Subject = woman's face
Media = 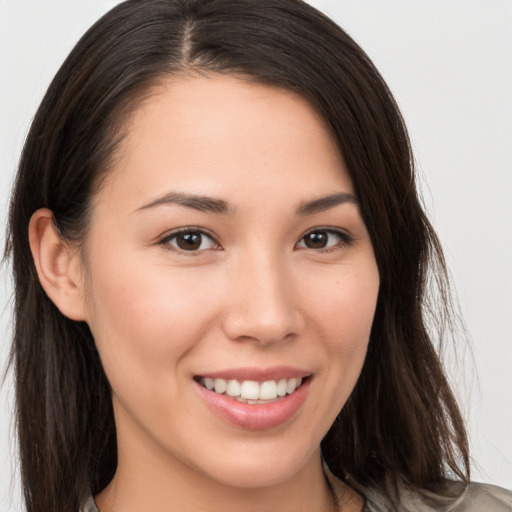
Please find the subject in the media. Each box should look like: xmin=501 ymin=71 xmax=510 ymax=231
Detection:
xmin=81 ymin=75 xmax=379 ymax=489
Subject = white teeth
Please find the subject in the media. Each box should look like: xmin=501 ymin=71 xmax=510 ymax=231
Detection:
xmin=226 ymin=379 xmax=241 ymax=397
xmin=214 ymin=378 xmax=227 ymax=394
xmin=259 ymin=380 xmax=277 ymax=400
xmin=201 ymin=377 xmax=304 ymax=400
xmin=240 ymin=380 xmax=260 ymax=400
xmin=276 ymin=378 xmax=287 ymax=397
xmin=286 ymin=378 xmax=297 ymax=394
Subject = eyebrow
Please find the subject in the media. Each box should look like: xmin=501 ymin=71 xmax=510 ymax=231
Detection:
xmin=135 ymin=191 xmax=232 ymax=214
xmin=134 ymin=190 xmax=358 ymax=216
xmin=296 ymin=192 xmax=358 ymax=215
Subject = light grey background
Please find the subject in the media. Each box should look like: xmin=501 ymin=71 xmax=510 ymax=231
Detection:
xmin=1 ymin=1 xmax=511 ymax=510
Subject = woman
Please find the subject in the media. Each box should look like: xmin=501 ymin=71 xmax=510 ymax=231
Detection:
xmin=5 ymin=1 xmax=512 ymax=511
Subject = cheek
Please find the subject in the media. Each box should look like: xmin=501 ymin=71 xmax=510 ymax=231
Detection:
xmin=84 ymin=255 xmax=220 ymax=388
xmin=304 ymin=257 xmax=379 ymax=400
xmin=306 ymin=263 xmax=379 ymax=352
xmin=294 ymin=260 xmax=379 ymax=431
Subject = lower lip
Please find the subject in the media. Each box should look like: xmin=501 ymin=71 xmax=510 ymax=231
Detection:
xmin=194 ymin=378 xmax=311 ymax=430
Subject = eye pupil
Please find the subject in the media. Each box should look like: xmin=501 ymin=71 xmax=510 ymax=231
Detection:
xmin=304 ymin=231 xmax=328 ymax=249
xmin=176 ymin=232 xmax=202 ymax=250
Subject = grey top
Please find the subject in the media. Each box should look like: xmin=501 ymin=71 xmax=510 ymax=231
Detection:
xmin=360 ymin=481 xmax=512 ymax=511
xmin=82 ymin=480 xmax=512 ymax=511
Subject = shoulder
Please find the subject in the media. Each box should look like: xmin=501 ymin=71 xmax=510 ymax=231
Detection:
xmin=82 ymin=481 xmax=512 ymax=512
xmin=452 ymin=481 xmax=512 ymax=511
xmin=363 ymin=480 xmax=512 ymax=512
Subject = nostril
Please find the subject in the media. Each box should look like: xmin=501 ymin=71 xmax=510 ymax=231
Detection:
xmin=221 ymin=313 xmax=303 ymax=346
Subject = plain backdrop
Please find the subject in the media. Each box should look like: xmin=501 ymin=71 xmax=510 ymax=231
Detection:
xmin=1 ymin=1 xmax=511 ymax=510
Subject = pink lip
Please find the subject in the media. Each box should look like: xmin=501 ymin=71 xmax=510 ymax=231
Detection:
xmin=194 ymin=374 xmax=311 ymax=430
xmin=196 ymin=366 xmax=311 ymax=382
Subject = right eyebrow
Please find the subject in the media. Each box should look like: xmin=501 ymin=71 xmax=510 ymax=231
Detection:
xmin=133 ymin=191 xmax=232 ymax=215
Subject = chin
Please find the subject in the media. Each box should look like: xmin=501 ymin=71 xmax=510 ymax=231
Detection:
xmin=191 ymin=438 xmax=320 ymax=489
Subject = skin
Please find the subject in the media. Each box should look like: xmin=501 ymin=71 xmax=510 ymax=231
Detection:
xmin=30 ymin=75 xmax=378 ymax=512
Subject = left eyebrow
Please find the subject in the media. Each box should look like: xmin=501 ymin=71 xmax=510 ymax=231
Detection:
xmin=296 ymin=192 xmax=358 ymax=215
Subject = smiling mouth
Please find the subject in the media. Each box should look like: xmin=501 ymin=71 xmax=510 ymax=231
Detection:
xmin=195 ymin=376 xmax=309 ymax=404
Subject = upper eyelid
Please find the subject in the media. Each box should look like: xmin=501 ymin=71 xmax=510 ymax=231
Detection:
xmin=295 ymin=227 xmax=354 ymax=251
xmin=156 ymin=227 xmax=221 ymax=253
xmin=298 ymin=226 xmax=352 ymax=239
xmin=159 ymin=226 xmax=218 ymax=242
xmin=154 ymin=229 xmax=221 ymax=259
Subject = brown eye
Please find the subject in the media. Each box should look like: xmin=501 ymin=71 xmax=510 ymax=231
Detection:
xmin=296 ymin=229 xmax=351 ymax=251
xmin=303 ymin=231 xmax=329 ymax=249
xmin=165 ymin=230 xmax=217 ymax=252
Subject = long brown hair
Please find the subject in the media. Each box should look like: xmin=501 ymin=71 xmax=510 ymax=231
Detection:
xmin=6 ymin=1 xmax=469 ymax=510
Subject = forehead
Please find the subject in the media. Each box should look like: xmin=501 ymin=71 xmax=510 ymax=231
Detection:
xmin=97 ymin=74 xmax=352 ymax=212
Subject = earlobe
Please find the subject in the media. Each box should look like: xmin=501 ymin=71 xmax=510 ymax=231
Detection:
xmin=28 ymin=208 xmax=88 ymax=321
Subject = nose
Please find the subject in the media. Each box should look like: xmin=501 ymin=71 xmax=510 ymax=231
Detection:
xmin=221 ymin=250 xmax=304 ymax=346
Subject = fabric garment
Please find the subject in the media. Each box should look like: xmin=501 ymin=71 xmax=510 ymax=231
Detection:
xmin=82 ymin=496 xmax=99 ymax=512
xmin=325 ymin=466 xmax=512 ymax=512
xmin=82 ymin=477 xmax=512 ymax=512
xmin=358 ymin=482 xmax=512 ymax=511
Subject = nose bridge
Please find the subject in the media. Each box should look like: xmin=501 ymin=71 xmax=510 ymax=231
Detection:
xmin=222 ymin=245 xmax=302 ymax=344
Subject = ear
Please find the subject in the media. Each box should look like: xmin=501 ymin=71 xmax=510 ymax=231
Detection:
xmin=28 ymin=208 xmax=88 ymax=321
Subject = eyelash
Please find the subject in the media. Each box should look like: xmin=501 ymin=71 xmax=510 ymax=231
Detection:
xmin=296 ymin=228 xmax=354 ymax=253
xmin=157 ymin=227 xmax=354 ymax=255
xmin=158 ymin=227 xmax=220 ymax=256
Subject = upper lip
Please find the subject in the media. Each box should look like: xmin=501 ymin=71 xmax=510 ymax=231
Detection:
xmin=195 ymin=366 xmax=312 ymax=382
